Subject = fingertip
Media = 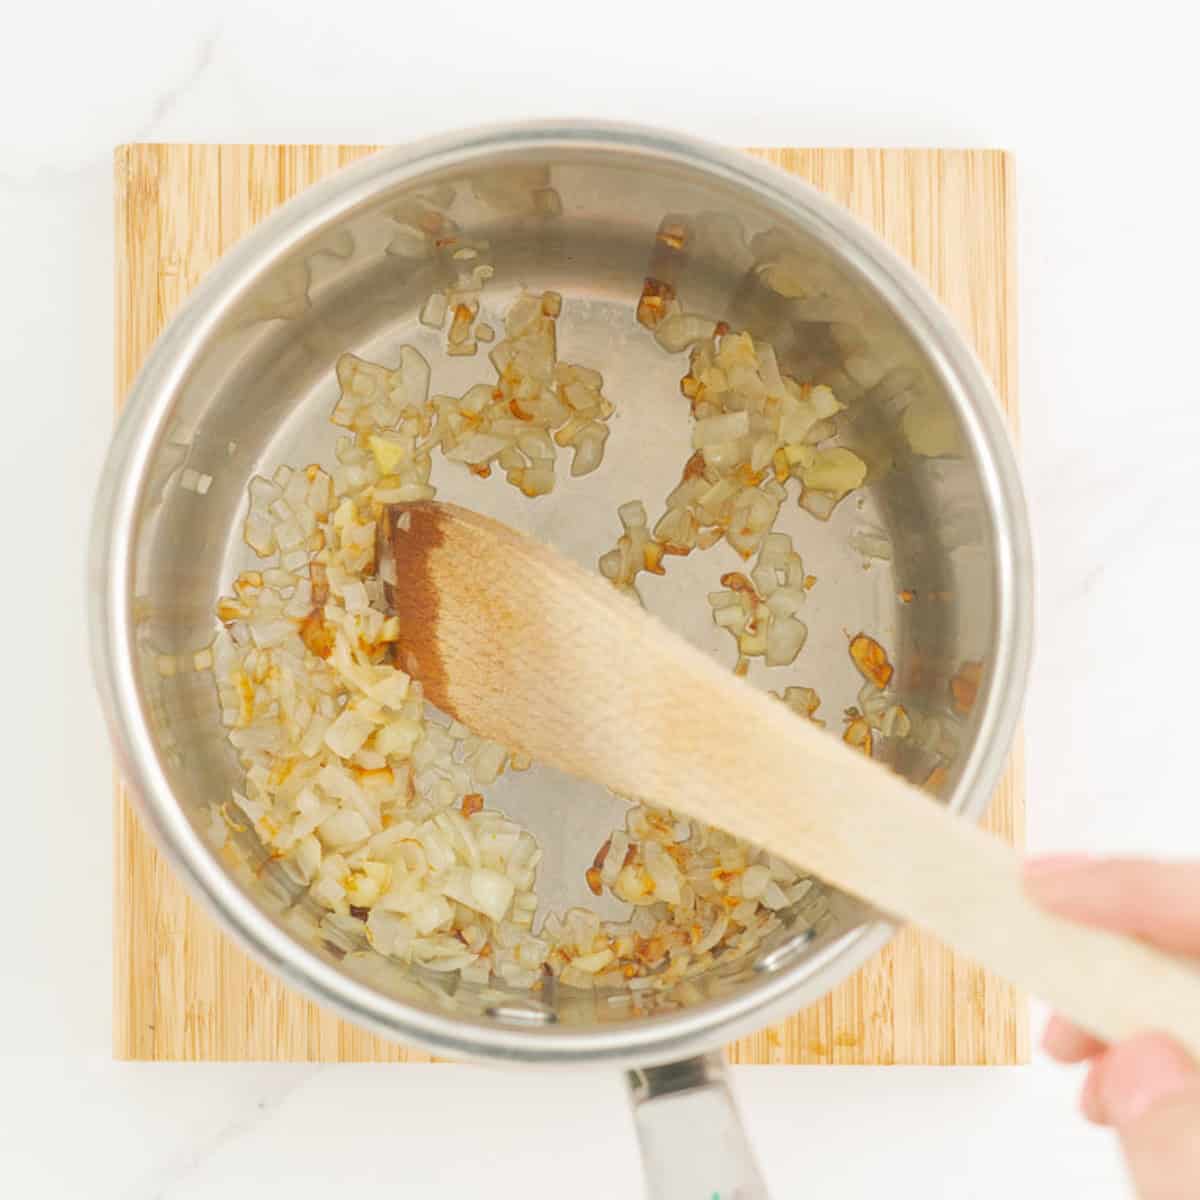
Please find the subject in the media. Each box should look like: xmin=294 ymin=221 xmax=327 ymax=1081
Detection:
xmin=1099 ymin=1034 xmax=1200 ymax=1128
xmin=1023 ymin=853 xmax=1093 ymax=880
xmin=1021 ymin=858 xmax=1200 ymax=954
xmin=1042 ymin=1014 xmax=1106 ymax=1063
xmin=1021 ymin=854 xmax=1095 ymax=906
xmin=1080 ymin=1056 xmax=1112 ymax=1126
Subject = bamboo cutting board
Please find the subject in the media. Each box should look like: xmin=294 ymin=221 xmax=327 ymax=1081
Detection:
xmin=114 ymin=144 xmax=1025 ymax=1064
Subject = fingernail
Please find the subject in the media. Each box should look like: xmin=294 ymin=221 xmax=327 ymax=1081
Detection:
xmin=1041 ymin=1014 xmax=1089 ymax=1061
xmin=1023 ymin=853 xmax=1092 ymax=879
xmin=1103 ymin=1036 xmax=1199 ymax=1126
xmin=1080 ymin=1060 xmax=1111 ymax=1126
xmin=1041 ymin=1014 xmax=1069 ymax=1056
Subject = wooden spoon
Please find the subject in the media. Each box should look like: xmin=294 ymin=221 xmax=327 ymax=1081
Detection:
xmin=381 ymin=501 xmax=1200 ymax=1057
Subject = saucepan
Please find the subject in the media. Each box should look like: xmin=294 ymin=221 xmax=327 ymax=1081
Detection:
xmin=90 ymin=121 xmax=1032 ymax=1198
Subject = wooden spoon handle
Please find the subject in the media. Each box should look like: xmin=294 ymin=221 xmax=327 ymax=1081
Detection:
xmin=663 ymin=696 xmax=1200 ymax=1061
xmin=388 ymin=502 xmax=1200 ymax=1058
xmin=683 ymin=686 xmax=1200 ymax=1063
xmin=802 ymin=773 xmax=1200 ymax=1061
xmin=628 ymin=667 xmax=1200 ymax=1059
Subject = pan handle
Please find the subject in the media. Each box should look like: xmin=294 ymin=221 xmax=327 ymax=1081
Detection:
xmin=626 ymin=1052 xmax=769 ymax=1199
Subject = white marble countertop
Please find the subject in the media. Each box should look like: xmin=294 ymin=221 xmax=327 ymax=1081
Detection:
xmin=2 ymin=1 xmax=1196 ymax=1195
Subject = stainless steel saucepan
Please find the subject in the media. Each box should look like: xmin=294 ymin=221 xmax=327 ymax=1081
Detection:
xmin=90 ymin=121 xmax=1032 ymax=1198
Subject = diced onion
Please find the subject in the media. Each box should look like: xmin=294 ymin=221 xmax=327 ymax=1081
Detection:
xmin=654 ymin=313 xmax=718 ymax=353
xmin=217 ymin=291 xmax=854 ymax=998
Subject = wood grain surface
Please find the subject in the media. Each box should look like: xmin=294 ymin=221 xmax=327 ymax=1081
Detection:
xmin=114 ymin=144 xmax=1024 ymax=1064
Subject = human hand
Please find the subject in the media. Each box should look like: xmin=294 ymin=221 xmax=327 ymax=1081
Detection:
xmin=1024 ymin=857 xmax=1200 ymax=1199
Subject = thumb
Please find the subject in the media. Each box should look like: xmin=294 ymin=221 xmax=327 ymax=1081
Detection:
xmin=1097 ymin=1034 xmax=1200 ymax=1199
